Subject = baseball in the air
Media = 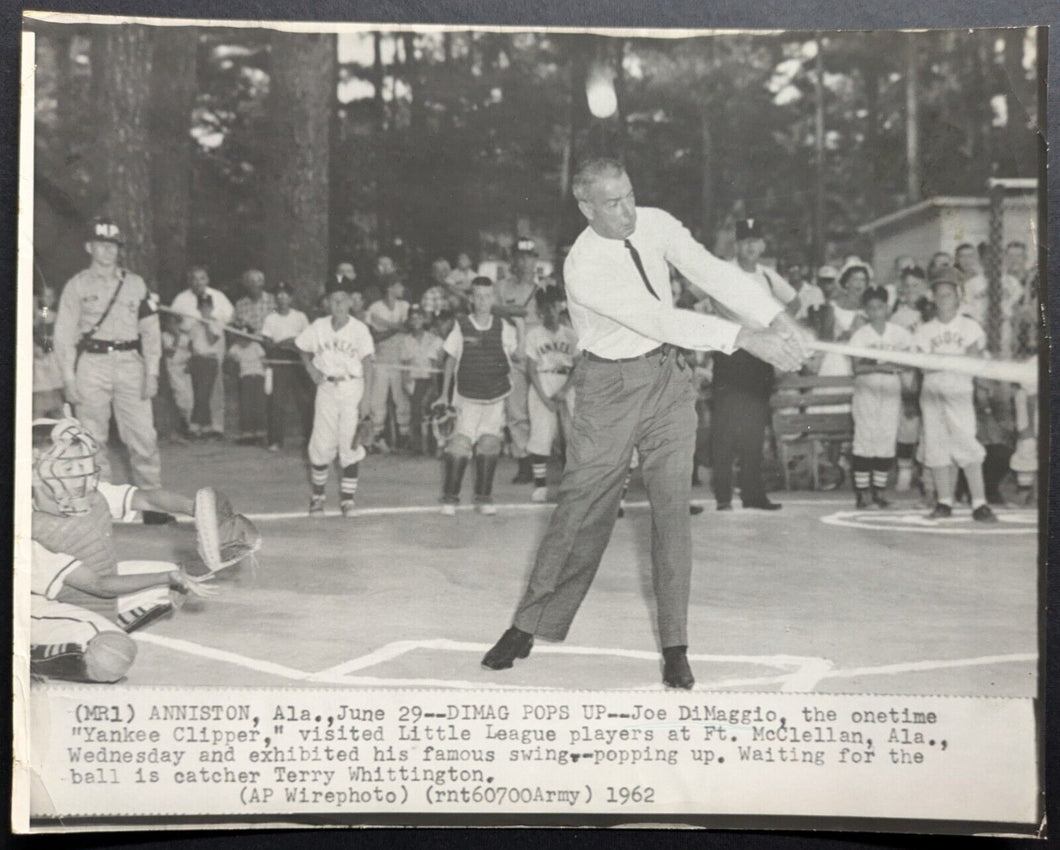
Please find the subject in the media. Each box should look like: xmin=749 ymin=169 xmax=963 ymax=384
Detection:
xmin=586 ymin=64 xmax=618 ymax=119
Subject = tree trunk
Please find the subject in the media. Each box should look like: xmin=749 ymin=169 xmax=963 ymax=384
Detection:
xmin=263 ymin=32 xmax=335 ymax=304
xmin=862 ymin=58 xmax=880 ymax=218
xmin=92 ymin=24 xmax=157 ymax=281
xmin=699 ymin=110 xmax=714 ymax=243
xmin=148 ymin=26 xmax=197 ymax=299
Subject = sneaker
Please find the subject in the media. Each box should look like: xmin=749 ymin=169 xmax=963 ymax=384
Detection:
xmin=340 ymin=499 xmax=356 ymax=517
xmin=617 ymin=502 xmax=626 ymax=518
xmin=972 ymin=504 xmax=999 ymax=523
xmin=716 ymin=501 xmax=733 ymax=512
xmin=440 ymin=503 xmax=457 ymax=517
xmin=689 ymin=504 xmax=704 ymax=515
xmin=872 ymin=491 xmax=891 ymax=509
xmin=530 ymin=486 xmax=548 ymax=503
xmin=926 ymin=503 xmax=952 ymax=520
xmin=309 ymin=495 xmax=326 ymax=515
xmin=476 ymin=502 xmax=497 ymax=516
xmin=855 ymin=490 xmax=871 ymax=510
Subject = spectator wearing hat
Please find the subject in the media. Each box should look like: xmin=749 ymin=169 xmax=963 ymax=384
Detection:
xmin=171 ymin=266 xmax=234 ymax=438
xmin=186 ymin=293 xmax=226 ymax=438
xmin=226 ymin=322 xmax=268 ymax=445
xmin=399 ymin=304 xmax=445 ymax=454
xmin=366 ymin=273 xmax=412 ymax=452
xmin=53 ymin=218 xmax=164 ymax=489
xmin=495 ymin=237 xmax=543 ymax=483
xmin=261 ymin=282 xmax=312 ymax=450
xmin=710 ymin=218 xmax=796 ymax=511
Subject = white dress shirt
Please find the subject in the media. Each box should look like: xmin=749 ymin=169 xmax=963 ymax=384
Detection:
xmin=563 ymin=207 xmax=782 ymax=359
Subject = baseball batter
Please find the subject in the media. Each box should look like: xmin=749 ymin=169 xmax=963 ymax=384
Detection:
xmin=524 ymin=288 xmax=577 ymax=502
xmin=438 ymin=276 xmax=518 ymax=515
xmin=296 ymin=282 xmax=376 ymax=517
xmin=913 ymin=268 xmax=995 ymax=522
xmin=848 ymin=286 xmax=914 ymax=509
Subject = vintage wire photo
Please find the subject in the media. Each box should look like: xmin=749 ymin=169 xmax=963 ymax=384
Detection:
xmin=12 ymin=11 xmax=1047 ymax=835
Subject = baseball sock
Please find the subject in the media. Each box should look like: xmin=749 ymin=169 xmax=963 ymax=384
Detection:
xmin=530 ymin=454 xmax=548 ymax=488
xmin=442 ymin=454 xmax=469 ymax=501
xmin=341 ymin=463 xmax=359 ymax=502
xmin=474 ymin=454 xmax=499 ymax=499
xmin=931 ymin=465 xmax=953 ymax=506
xmin=852 ymin=454 xmax=872 ymax=495
xmin=871 ymin=458 xmax=891 ymax=492
xmin=962 ymin=462 xmax=988 ymax=510
xmin=311 ymin=463 xmax=328 ymax=496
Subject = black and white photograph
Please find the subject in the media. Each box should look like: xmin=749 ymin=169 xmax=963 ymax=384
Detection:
xmin=11 ymin=7 xmax=1048 ymax=836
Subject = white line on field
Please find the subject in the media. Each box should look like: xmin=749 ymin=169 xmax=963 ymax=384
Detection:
xmin=816 ymin=652 xmax=1038 ymax=680
xmin=244 ymin=498 xmax=854 ymax=522
xmin=133 ymin=632 xmax=314 ymax=680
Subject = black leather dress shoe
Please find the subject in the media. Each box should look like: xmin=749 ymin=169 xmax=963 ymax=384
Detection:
xmin=742 ymin=497 xmax=781 ymax=511
xmin=662 ymin=648 xmax=695 ymax=689
xmin=482 ymin=627 xmax=534 ymax=670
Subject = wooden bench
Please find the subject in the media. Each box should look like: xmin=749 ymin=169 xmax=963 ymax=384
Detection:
xmin=770 ymin=374 xmax=855 ymax=491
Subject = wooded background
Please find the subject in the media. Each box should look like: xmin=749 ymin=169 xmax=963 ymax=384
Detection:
xmin=29 ymin=23 xmax=1040 ymax=304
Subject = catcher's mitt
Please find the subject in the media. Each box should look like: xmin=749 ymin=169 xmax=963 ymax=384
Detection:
xmin=193 ymin=488 xmax=261 ymax=575
xmin=429 ymin=402 xmax=456 ymax=447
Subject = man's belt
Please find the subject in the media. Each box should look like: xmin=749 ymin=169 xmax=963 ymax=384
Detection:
xmin=324 ymin=375 xmax=360 ymax=383
xmin=538 ymin=367 xmax=572 ymax=375
xmin=79 ymin=338 xmax=141 ymax=354
xmin=582 ymin=344 xmax=666 ymax=364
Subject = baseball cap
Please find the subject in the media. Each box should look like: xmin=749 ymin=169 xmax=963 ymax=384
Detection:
xmin=515 ymin=238 xmax=538 ymax=255
xmin=929 ymin=265 xmax=962 ymax=289
xmin=87 ymin=218 xmax=124 ymax=245
xmin=735 ymin=218 xmax=764 ymax=241
xmin=816 ymin=264 xmax=839 ymax=280
xmin=275 ymin=281 xmax=292 ymax=295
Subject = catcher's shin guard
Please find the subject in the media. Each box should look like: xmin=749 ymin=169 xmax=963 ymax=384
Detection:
xmin=474 ymin=454 xmax=499 ymax=500
xmin=442 ymin=454 xmax=469 ymax=502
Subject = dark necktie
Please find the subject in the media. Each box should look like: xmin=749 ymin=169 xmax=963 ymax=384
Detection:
xmin=624 ymin=239 xmax=659 ymax=300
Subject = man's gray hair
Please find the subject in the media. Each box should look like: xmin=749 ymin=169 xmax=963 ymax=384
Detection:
xmin=572 ymin=157 xmax=627 ymax=203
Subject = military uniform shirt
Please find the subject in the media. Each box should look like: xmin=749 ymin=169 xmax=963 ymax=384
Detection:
xmin=53 ymin=267 xmax=162 ymax=382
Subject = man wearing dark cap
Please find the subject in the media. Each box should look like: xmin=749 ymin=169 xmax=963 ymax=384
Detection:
xmin=496 ymin=237 xmax=543 ymax=483
xmin=710 ymin=218 xmax=797 ymax=512
xmin=53 ymin=219 xmax=164 ymax=491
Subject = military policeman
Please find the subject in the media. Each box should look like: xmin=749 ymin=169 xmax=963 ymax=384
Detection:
xmin=54 ymin=219 xmax=163 ymax=490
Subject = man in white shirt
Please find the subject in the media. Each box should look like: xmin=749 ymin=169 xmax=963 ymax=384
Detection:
xmin=365 ymin=275 xmax=412 ymax=451
xmin=482 ymin=158 xmax=806 ymax=688
xmin=170 ymin=266 xmax=234 ymax=437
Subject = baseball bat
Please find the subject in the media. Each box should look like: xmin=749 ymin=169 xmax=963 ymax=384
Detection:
xmin=157 ymin=304 xmax=267 ymax=342
xmin=806 ymin=339 xmax=1037 ymax=389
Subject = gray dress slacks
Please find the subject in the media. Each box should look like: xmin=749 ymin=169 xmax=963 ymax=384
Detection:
xmin=512 ymin=345 xmax=697 ymax=648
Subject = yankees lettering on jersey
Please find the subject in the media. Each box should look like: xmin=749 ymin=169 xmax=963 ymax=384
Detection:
xmin=849 ymin=321 xmax=913 ymax=354
xmin=914 ymin=315 xmax=985 ymax=356
xmin=525 ymin=324 xmax=578 ymax=373
xmin=295 ymin=316 xmax=375 ymax=378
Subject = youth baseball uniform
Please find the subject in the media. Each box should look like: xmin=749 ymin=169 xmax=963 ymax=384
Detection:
xmin=296 ymin=314 xmax=375 ymax=469
xmin=914 ymin=314 xmax=987 ymax=468
xmin=849 ymin=321 xmax=914 ymax=458
xmin=525 ymin=322 xmax=578 ymax=456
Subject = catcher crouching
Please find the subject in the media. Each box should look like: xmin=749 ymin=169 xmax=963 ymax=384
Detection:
xmin=29 ymin=413 xmax=260 ymax=683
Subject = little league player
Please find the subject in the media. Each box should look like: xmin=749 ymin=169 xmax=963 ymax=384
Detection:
xmin=437 ymin=276 xmax=518 ymax=515
xmin=524 ymin=287 xmax=578 ymax=502
xmin=296 ymin=281 xmax=376 ymax=517
xmin=913 ymin=267 xmax=997 ymax=522
xmin=848 ymin=286 xmax=915 ymax=509
xmin=29 ymin=414 xmax=256 ymax=682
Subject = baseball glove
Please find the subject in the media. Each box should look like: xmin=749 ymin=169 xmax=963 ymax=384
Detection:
xmin=193 ymin=488 xmax=260 ymax=575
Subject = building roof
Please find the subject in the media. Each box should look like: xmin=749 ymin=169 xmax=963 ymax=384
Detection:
xmin=857 ymin=196 xmax=988 ymax=235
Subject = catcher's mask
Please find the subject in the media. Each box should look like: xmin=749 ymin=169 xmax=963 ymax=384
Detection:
xmin=32 ymin=414 xmax=101 ymax=516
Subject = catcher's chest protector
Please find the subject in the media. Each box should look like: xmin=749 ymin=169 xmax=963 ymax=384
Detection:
xmin=33 ymin=497 xmax=119 ymax=620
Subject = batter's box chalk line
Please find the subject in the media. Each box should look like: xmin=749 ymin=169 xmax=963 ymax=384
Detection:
xmin=133 ymin=633 xmax=1035 ymax=692
xmin=821 ymin=508 xmax=1036 ymax=535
